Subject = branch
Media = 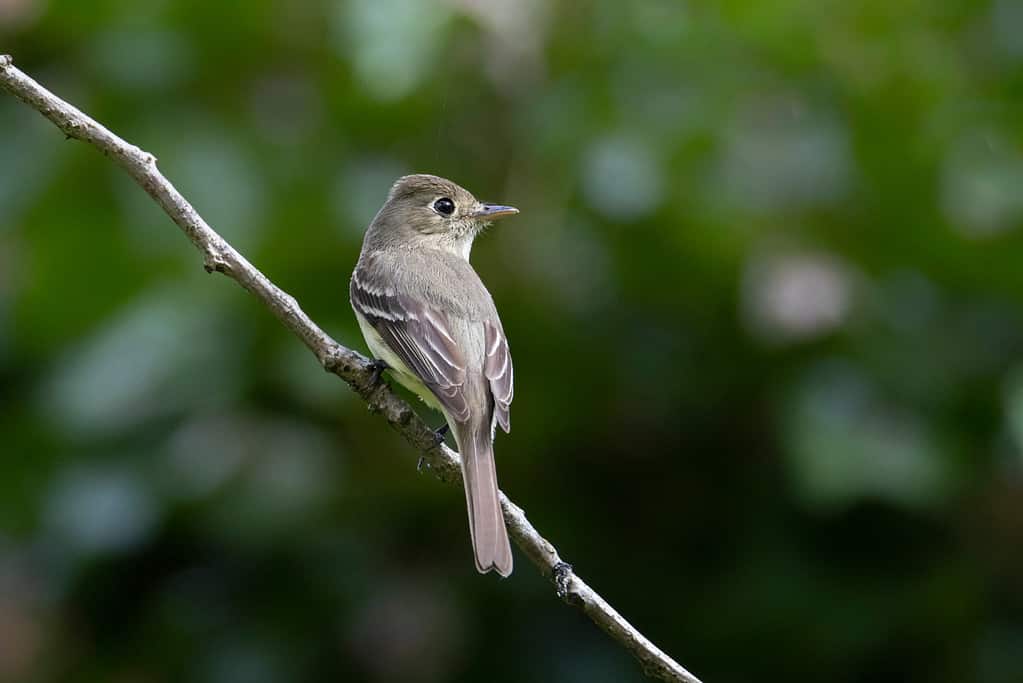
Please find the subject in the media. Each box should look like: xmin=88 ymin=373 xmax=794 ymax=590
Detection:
xmin=0 ymin=55 xmax=702 ymax=683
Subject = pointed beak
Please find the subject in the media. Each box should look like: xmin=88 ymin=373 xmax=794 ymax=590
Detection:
xmin=473 ymin=203 xmax=519 ymax=220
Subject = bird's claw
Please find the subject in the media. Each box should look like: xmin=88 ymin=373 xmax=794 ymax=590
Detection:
xmin=420 ymin=424 xmax=448 ymax=470
xmin=367 ymin=358 xmax=389 ymax=387
xmin=433 ymin=423 xmax=450 ymax=446
xmin=553 ymin=562 xmax=574 ymax=599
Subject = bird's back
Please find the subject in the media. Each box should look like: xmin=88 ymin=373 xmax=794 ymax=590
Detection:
xmin=356 ymin=247 xmax=499 ymax=320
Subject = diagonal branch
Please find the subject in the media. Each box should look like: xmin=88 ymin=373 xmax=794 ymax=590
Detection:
xmin=0 ymin=55 xmax=702 ymax=683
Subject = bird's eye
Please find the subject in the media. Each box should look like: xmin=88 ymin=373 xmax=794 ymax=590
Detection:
xmin=433 ymin=197 xmax=455 ymax=215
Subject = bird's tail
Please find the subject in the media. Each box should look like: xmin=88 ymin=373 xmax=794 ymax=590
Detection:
xmin=454 ymin=422 xmax=513 ymax=577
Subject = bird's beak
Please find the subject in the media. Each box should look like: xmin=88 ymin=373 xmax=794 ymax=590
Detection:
xmin=473 ymin=203 xmax=519 ymax=220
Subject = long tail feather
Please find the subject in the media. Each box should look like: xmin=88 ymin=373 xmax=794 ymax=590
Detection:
xmin=455 ymin=423 xmax=512 ymax=577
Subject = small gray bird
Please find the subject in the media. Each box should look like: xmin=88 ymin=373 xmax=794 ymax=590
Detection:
xmin=350 ymin=174 xmax=518 ymax=577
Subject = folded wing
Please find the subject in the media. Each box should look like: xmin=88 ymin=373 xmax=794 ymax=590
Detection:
xmin=484 ymin=320 xmax=513 ymax=433
xmin=351 ymin=267 xmax=470 ymax=422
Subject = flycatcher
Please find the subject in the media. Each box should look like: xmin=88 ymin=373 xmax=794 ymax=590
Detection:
xmin=350 ymin=174 xmax=518 ymax=577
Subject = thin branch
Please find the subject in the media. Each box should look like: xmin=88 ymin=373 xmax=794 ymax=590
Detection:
xmin=0 ymin=55 xmax=702 ymax=683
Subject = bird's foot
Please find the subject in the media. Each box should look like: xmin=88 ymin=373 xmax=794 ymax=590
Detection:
xmin=419 ymin=425 xmax=448 ymax=471
xmin=552 ymin=562 xmax=574 ymax=599
xmin=433 ymin=423 xmax=450 ymax=445
xmin=367 ymin=358 xmax=389 ymax=387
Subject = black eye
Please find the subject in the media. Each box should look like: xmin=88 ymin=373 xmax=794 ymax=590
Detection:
xmin=433 ymin=197 xmax=455 ymax=215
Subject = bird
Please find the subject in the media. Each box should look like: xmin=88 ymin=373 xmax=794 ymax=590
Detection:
xmin=350 ymin=174 xmax=518 ymax=576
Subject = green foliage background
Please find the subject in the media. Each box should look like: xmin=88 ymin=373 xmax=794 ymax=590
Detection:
xmin=2 ymin=1 xmax=1023 ymax=681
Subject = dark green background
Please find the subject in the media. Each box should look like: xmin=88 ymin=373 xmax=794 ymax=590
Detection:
xmin=2 ymin=1 xmax=1023 ymax=682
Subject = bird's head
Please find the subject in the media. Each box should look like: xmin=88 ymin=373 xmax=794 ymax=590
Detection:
xmin=365 ymin=174 xmax=518 ymax=256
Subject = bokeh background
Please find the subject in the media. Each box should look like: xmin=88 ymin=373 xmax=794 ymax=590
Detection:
xmin=2 ymin=1 xmax=1023 ymax=681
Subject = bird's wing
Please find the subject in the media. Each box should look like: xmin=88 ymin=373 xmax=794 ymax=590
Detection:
xmin=484 ymin=320 xmax=513 ymax=433
xmin=351 ymin=266 xmax=471 ymax=422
